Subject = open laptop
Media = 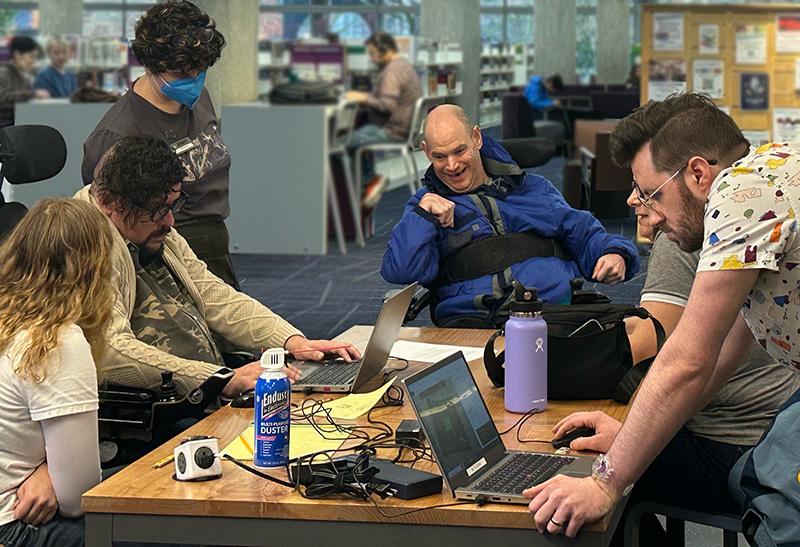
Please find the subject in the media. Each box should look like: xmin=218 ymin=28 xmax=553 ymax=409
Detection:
xmin=291 ymin=283 xmax=417 ymax=394
xmin=402 ymin=351 xmax=594 ymax=504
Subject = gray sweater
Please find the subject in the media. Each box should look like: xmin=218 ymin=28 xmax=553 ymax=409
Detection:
xmin=0 ymin=62 xmax=35 ymax=128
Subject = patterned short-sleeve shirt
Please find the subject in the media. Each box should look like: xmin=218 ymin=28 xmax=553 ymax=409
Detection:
xmin=698 ymin=142 xmax=800 ymax=369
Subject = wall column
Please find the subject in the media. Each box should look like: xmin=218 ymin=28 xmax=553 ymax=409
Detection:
xmin=596 ymin=0 xmax=630 ymax=84
xmin=534 ymin=0 xmax=576 ymax=83
xmin=39 ymin=0 xmax=82 ymax=36
xmin=194 ymin=0 xmax=259 ymax=116
xmin=421 ymin=0 xmax=480 ymax=124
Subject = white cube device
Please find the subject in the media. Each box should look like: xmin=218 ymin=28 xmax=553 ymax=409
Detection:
xmin=173 ymin=436 xmax=222 ymax=481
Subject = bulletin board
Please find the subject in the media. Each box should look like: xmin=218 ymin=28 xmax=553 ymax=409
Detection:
xmin=641 ymin=4 xmax=800 ymax=143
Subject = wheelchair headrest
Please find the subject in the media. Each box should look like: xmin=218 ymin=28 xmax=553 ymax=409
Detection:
xmin=0 ymin=125 xmax=67 ymax=184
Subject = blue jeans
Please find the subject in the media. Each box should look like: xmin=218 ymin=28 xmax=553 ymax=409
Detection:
xmin=347 ymin=124 xmax=394 ymax=185
xmin=0 ymin=515 xmax=85 ymax=547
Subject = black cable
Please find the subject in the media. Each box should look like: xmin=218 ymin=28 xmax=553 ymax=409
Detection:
xmin=221 ymin=453 xmax=294 ymax=487
xmin=497 ymin=407 xmax=552 ymax=444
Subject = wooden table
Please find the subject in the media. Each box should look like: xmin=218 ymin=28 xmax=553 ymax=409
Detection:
xmin=83 ymin=327 xmax=630 ymax=546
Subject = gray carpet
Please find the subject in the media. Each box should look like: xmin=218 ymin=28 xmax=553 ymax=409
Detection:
xmin=232 ymin=155 xmax=649 ymax=340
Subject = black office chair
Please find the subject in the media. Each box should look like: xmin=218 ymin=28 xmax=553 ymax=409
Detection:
xmin=0 ymin=124 xmax=67 ymax=241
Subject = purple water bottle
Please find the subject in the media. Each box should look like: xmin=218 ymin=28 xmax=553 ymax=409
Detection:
xmin=504 ymin=282 xmax=548 ymax=414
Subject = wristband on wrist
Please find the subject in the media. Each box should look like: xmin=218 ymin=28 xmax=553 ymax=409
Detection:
xmin=591 ymin=454 xmax=634 ymax=497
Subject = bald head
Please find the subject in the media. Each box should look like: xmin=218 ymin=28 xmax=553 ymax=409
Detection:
xmin=421 ymin=104 xmax=488 ymax=193
xmin=423 ymin=104 xmax=472 ymax=143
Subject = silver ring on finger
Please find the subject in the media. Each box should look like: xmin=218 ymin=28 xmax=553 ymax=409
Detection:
xmin=550 ymin=517 xmax=564 ymax=527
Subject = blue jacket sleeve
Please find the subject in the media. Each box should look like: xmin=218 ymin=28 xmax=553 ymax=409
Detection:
xmin=381 ymin=190 xmax=444 ymax=287
xmin=543 ymin=180 xmax=639 ymax=280
xmin=524 ymin=76 xmax=554 ymax=111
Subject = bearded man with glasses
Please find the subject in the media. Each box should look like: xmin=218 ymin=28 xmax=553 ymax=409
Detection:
xmin=82 ymin=0 xmax=240 ymax=290
xmin=75 ymin=135 xmax=360 ymax=412
xmin=523 ymin=92 xmax=800 ymax=540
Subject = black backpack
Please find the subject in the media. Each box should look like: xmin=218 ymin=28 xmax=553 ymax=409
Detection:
xmin=268 ymin=80 xmax=340 ymax=105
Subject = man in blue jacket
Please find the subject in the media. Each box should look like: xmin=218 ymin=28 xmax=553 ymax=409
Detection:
xmin=524 ymin=73 xmax=563 ymax=114
xmin=381 ymin=105 xmax=639 ymax=327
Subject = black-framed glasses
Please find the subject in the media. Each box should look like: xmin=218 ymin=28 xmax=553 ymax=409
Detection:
xmin=170 ymin=17 xmax=216 ymax=49
xmin=150 ymin=190 xmax=188 ymax=222
xmin=632 ymin=159 xmax=717 ymax=211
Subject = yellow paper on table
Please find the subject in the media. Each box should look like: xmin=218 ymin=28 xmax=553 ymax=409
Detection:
xmin=320 ymin=379 xmax=395 ymax=420
xmin=222 ymin=424 xmax=346 ymax=460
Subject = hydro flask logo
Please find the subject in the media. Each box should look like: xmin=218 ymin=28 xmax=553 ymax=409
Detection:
xmin=535 ymin=336 xmax=545 ymax=352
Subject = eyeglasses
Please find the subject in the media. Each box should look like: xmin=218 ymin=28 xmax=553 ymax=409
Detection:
xmin=150 ymin=190 xmax=188 ymax=222
xmin=632 ymin=159 xmax=717 ymax=211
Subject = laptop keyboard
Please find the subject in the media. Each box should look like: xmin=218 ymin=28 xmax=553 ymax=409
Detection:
xmin=473 ymin=453 xmax=576 ymax=495
xmin=294 ymin=360 xmax=362 ymax=386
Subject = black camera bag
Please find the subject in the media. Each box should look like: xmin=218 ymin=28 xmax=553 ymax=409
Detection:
xmin=484 ymin=302 xmax=664 ymax=404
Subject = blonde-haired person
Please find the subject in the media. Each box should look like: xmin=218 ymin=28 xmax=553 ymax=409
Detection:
xmin=0 ymin=199 xmax=115 ymax=547
xmin=34 ymin=34 xmax=77 ymax=98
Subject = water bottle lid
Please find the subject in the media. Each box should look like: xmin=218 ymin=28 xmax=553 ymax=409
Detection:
xmin=261 ymin=348 xmax=286 ymax=371
xmin=510 ymin=281 xmax=543 ymax=313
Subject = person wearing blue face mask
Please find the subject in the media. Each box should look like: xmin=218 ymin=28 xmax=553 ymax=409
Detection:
xmin=81 ymin=0 xmax=240 ymax=290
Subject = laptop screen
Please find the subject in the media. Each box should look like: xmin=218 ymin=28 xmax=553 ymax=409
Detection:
xmin=404 ymin=352 xmax=506 ymax=487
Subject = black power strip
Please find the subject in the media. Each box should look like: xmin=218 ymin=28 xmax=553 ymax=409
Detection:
xmin=290 ymin=455 xmax=442 ymax=500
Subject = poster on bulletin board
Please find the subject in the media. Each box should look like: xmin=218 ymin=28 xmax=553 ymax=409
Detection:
xmin=699 ymin=24 xmax=719 ymax=55
xmin=692 ymin=59 xmax=723 ymax=99
xmin=653 ymin=13 xmax=684 ymax=52
xmin=740 ymin=72 xmax=769 ymax=110
xmin=773 ymin=109 xmax=800 ymax=143
xmin=776 ymin=13 xmax=800 ymax=53
xmin=735 ymin=24 xmax=767 ymax=65
xmin=648 ymin=58 xmax=686 ymax=101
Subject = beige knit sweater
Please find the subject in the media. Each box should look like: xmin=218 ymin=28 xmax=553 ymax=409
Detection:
xmin=75 ymin=186 xmax=303 ymax=396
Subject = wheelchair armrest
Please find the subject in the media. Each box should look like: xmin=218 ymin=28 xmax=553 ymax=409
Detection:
xmin=222 ymin=351 xmax=259 ymax=369
xmin=405 ymin=288 xmax=431 ymax=323
xmin=98 ymin=367 xmax=235 ymax=436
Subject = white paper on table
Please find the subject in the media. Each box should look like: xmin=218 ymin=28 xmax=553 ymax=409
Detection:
xmin=389 ymin=340 xmax=485 ymax=364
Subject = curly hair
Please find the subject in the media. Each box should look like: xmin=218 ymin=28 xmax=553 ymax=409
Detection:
xmin=131 ymin=0 xmax=225 ymax=75
xmin=0 ymin=199 xmax=115 ymax=383
xmin=94 ymin=135 xmax=185 ymax=228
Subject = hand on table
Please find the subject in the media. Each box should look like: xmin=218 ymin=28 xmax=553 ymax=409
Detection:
xmin=524 ymin=475 xmax=619 ymax=538
xmin=592 ymin=254 xmax=626 ymax=284
xmin=419 ymin=193 xmax=455 ymax=228
xmin=14 ymin=463 xmax=58 ymax=526
xmin=551 ymin=411 xmax=621 ymax=453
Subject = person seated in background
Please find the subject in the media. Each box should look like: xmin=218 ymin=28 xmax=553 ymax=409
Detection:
xmin=33 ymin=35 xmax=78 ymax=99
xmin=82 ymin=0 xmax=240 ymax=289
xmin=381 ymin=105 xmax=638 ymax=328
xmin=524 ymin=73 xmax=563 ymax=116
xmin=0 ymin=36 xmax=50 ymax=128
xmin=549 ymin=196 xmax=800 ymax=546
xmin=0 ymin=199 xmax=115 ymax=547
xmin=344 ymin=31 xmax=422 ymax=209
xmin=75 ymin=135 xmax=360 ymax=400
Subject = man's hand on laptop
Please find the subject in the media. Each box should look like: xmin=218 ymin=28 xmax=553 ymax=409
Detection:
xmin=523 ymin=475 xmax=618 ymax=538
xmin=221 ymin=360 xmax=303 ymax=398
xmin=284 ymin=335 xmax=362 ymax=363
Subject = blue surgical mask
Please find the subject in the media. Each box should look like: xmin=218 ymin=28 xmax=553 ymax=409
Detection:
xmin=158 ymin=71 xmax=206 ymax=109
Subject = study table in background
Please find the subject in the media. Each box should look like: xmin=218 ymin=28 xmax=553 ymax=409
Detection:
xmin=83 ymin=327 xmax=631 ymax=547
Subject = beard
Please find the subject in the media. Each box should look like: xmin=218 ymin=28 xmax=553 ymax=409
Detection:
xmin=660 ymin=181 xmax=706 ymax=253
xmin=137 ymin=227 xmax=170 ymax=265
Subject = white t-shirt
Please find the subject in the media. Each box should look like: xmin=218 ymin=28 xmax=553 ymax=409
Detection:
xmin=698 ymin=142 xmax=800 ymax=368
xmin=0 ymin=324 xmax=99 ymax=526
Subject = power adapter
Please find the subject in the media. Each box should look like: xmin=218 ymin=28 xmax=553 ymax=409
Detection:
xmin=396 ymin=419 xmax=424 ymax=446
xmin=289 ymin=454 xmax=442 ymax=500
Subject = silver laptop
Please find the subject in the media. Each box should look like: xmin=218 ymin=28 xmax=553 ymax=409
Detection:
xmin=402 ymin=351 xmax=594 ymax=504
xmin=291 ymin=283 xmax=417 ymax=394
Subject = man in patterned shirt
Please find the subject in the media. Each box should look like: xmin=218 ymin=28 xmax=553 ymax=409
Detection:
xmin=522 ymin=92 xmax=800 ymax=537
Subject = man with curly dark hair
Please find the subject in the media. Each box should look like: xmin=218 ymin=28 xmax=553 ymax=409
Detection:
xmin=81 ymin=0 xmax=240 ymax=289
xmin=75 ymin=135 xmax=360 ymax=402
